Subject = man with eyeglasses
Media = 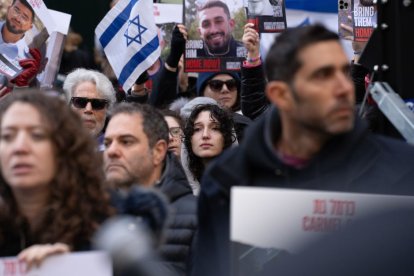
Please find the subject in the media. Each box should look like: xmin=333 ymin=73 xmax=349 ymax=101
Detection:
xmin=1 ymin=0 xmax=34 ymax=60
xmin=0 ymin=0 xmax=43 ymax=97
xmin=63 ymin=68 xmax=116 ymax=150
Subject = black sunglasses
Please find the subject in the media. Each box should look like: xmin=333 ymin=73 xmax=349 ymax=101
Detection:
xmin=207 ymin=79 xmax=237 ymax=92
xmin=71 ymin=97 xmax=108 ymax=110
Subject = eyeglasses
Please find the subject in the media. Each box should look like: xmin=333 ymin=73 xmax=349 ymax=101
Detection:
xmin=207 ymin=79 xmax=237 ymax=93
xmin=169 ymin=127 xmax=183 ymax=138
xmin=71 ymin=97 xmax=108 ymax=110
xmin=10 ymin=6 xmax=31 ymax=24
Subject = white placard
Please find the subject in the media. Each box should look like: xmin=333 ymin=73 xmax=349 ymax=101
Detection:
xmin=231 ymin=187 xmax=414 ymax=253
xmin=0 ymin=251 xmax=112 ymax=276
xmin=26 ymin=0 xmax=56 ymax=34
xmin=49 ymin=9 xmax=71 ymax=35
xmin=153 ymin=3 xmax=182 ymax=24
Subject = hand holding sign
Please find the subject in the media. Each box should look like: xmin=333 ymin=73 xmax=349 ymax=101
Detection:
xmin=18 ymin=243 xmax=70 ymax=271
xmin=11 ymin=48 xmax=42 ymax=87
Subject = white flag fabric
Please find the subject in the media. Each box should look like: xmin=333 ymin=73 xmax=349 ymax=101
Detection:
xmin=95 ymin=0 xmax=160 ymax=92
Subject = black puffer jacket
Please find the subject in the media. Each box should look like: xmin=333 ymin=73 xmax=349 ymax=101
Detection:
xmin=157 ymin=152 xmax=198 ymax=276
xmin=240 ymin=62 xmax=269 ymax=120
xmin=111 ymin=152 xmax=197 ymax=276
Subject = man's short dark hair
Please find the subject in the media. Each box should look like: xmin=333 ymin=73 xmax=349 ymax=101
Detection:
xmin=109 ymin=103 xmax=169 ymax=148
xmin=265 ymin=24 xmax=340 ymax=83
xmin=12 ymin=0 xmax=35 ymax=22
xmin=199 ymin=1 xmax=231 ymax=19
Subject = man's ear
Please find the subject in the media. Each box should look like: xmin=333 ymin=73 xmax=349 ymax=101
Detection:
xmin=266 ymin=81 xmax=294 ymax=111
xmin=152 ymin=140 xmax=168 ymax=166
xmin=229 ymin=19 xmax=235 ymax=30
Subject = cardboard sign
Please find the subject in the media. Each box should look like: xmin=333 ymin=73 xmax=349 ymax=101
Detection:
xmin=153 ymin=3 xmax=183 ymax=24
xmin=0 ymin=0 xmax=70 ymax=87
xmin=244 ymin=0 xmax=286 ymax=33
xmin=0 ymin=251 xmax=112 ymax=276
xmin=230 ymin=187 xmax=414 ymax=275
xmin=184 ymin=0 xmax=247 ymax=72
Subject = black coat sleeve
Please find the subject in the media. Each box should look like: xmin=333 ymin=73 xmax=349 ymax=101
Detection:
xmin=240 ymin=63 xmax=269 ymax=120
xmin=149 ymin=65 xmax=179 ymax=108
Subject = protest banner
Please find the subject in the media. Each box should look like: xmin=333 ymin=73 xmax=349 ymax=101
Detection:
xmin=0 ymin=251 xmax=111 ymax=276
xmin=244 ymin=0 xmax=286 ymax=33
xmin=184 ymin=0 xmax=247 ymax=72
xmin=231 ymin=187 xmax=414 ymax=276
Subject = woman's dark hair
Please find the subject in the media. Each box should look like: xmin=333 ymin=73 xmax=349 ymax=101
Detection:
xmin=183 ymin=104 xmax=235 ymax=181
xmin=0 ymin=91 xmax=114 ymax=251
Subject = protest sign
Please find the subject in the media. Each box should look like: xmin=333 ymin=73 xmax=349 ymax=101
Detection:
xmin=0 ymin=251 xmax=111 ymax=276
xmin=244 ymin=0 xmax=286 ymax=33
xmin=184 ymin=0 xmax=247 ymax=72
xmin=231 ymin=187 xmax=414 ymax=276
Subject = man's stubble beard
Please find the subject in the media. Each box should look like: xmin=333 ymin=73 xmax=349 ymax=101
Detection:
xmin=5 ymin=19 xmax=26 ymax=35
xmin=205 ymin=34 xmax=232 ymax=55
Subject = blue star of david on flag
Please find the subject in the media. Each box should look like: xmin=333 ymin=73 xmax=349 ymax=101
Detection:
xmin=124 ymin=14 xmax=147 ymax=46
xmin=95 ymin=0 xmax=160 ymax=92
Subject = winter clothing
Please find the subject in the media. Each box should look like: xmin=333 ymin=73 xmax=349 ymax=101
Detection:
xmin=240 ymin=62 xmax=269 ymax=120
xmin=113 ymin=152 xmax=197 ymax=276
xmin=156 ymin=153 xmax=198 ymax=275
xmin=192 ymin=106 xmax=414 ymax=276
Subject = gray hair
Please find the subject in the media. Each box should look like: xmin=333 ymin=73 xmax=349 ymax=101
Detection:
xmin=63 ymin=68 xmax=116 ymax=108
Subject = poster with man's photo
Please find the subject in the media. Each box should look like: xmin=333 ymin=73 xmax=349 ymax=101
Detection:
xmin=244 ymin=0 xmax=286 ymax=33
xmin=0 ymin=0 xmax=70 ymax=87
xmin=184 ymin=0 xmax=247 ymax=72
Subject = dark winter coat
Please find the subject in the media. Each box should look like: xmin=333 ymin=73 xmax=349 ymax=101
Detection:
xmin=192 ymin=106 xmax=414 ymax=276
xmin=157 ymin=153 xmax=198 ymax=275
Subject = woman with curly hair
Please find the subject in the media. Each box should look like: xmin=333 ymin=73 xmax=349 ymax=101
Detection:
xmin=183 ymin=104 xmax=235 ymax=184
xmin=0 ymin=90 xmax=113 ymax=267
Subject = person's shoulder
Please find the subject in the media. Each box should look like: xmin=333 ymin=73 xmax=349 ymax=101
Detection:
xmin=369 ymin=134 xmax=414 ymax=158
xmin=210 ymin=145 xmax=243 ymax=170
xmin=201 ymin=146 xmax=246 ymax=194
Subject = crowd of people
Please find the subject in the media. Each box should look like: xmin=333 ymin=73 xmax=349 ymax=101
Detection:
xmin=1 ymin=0 xmax=414 ymax=275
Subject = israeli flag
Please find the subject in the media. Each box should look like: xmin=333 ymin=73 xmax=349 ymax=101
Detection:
xmin=95 ymin=0 xmax=160 ymax=92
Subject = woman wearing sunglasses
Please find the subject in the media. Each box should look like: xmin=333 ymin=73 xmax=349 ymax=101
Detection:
xmin=183 ymin=104 xmax=235 ymax=184
xmin=63 ymin=68 xmax=116 ymax=150
xmin=0 ymin=91 xmax=113 ymax=268
xmin=196 ymin=72 xmax=241 ymax=113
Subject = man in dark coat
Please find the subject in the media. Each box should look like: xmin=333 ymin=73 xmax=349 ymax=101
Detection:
xmin=103 ymin=103 xmax=197 ymax=276
xmin=192 ymin=24 xmax=414 ymax=276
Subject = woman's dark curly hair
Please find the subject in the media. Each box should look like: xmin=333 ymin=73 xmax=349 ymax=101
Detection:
xmin=183 ymin=104 xmax=235 ymax=181
xmin=0 ymin=91 xmax=114 ymax=251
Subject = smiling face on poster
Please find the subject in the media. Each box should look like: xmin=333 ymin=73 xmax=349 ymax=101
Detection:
xmin=184 ymin=0 xmax=247 ymax=72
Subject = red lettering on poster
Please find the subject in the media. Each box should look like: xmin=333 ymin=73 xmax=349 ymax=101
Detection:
xmin=354 ymin=27 xmax=373 ymax=41
xmin=202 ymin=59 xmax=220 ymax=70
xmin=28 ymin=0 xmax=42 ymax=9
